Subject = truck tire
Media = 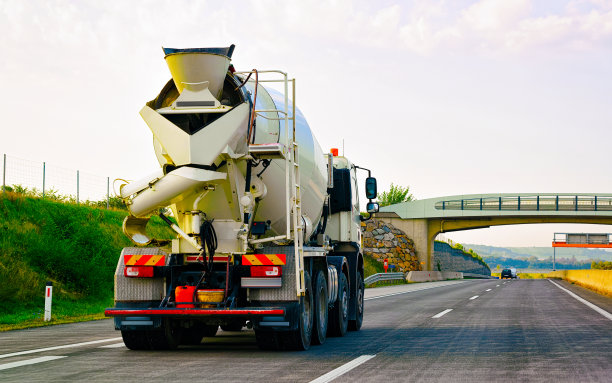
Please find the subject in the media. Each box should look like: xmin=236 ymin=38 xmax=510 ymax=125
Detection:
xmin=121 ymin=330 xmax=150 ymax=350
xmin=328 ymin=272 xmax=348 ymax=337
xmin=180 ymin=324 xmax=218 ymax=345
xmin=147 ymin=319 xmax=181 ymax=350
xmin=221 ymin=321 xmax=244 ymax=332
xmin=311 ymin=270 xmax=328 ymax=345
xmin=279 ymin=270 xmax=313 ymax=350
xmin=348 ymin=273 xmax=364 ymax=331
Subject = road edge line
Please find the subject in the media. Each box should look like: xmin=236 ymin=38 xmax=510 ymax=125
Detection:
xmin=0 ymin=337 xmax=123 ymax=359
xmin=549 ymin=280 xmax=612 ymax=321
xmin=364 ymin=280 xmax=468 ymax=301
xmin=0 ymin=356 xmax=67 ymax=371
xmin=309 ymin=355 xmax=376 ymax=383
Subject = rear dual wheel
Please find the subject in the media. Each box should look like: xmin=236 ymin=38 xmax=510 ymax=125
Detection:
xmin=328 ymin=273 xmax=349 ymax=337
xmin=122 ymin=319 xmax=182 ymax=350
xmin=255 ymin=270 xmax=315 ymax=351
xmin=348 ymin=273 xmax=364 ymax=331
xmin=312 ymin=270 xmax=329 ymax=345
xmin=180 ymin=324 xmax=218 ymax=345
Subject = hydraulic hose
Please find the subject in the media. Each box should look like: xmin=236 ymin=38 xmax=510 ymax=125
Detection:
xmin=200 ymin=218 xmax=218 ymax=272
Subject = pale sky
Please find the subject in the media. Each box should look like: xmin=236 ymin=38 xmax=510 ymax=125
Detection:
xmin=1 ymin=0 xmax=611 ymax=247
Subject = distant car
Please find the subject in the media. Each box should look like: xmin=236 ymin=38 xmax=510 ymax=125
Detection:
xmin=501 ymin=268 xmax=517 ymax=279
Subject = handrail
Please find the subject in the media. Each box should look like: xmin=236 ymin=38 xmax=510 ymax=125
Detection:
xmin=435 ymin=194 xmax=612 ymax=212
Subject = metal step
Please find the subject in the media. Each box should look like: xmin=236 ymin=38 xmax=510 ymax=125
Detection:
xmin=249 ymin=143 xmax=286 ymax=159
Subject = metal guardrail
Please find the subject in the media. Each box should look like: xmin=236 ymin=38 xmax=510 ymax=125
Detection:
xmin=364 ymin=272 xmax=405 ymax=286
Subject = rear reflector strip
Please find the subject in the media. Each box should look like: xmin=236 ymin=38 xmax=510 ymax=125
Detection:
xmin=105 ymin=308 xmax=285 ymax=317
xmin=242 ymin=254 xmax=286 ymax=266
xmin=124 ymin=266 xmax=154 ymax=278
xmin=124 ymin=254 xmax=165 ymax=266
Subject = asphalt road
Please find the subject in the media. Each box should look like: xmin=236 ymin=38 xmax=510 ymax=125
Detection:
xmin=1 ymin=279 xmax=611 ymax=382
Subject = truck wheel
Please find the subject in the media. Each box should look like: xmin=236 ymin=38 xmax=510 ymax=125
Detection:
xmin=279 ymin=270 xmax=313 ymax=350
xmin=348 ymin=274 xmax=364 ymax=331
xmin=147 ymin=319 xmax=181 ymax=350
xmin=121 ymin=330 xmax=150 ymax=350
xmin=221 ymin=321 xmax=244 ymax=332
xmin=328 ymin=272 xmax=348 ymax=337
xmin=311 ymin=270 xmax=328 ymax=345
xmin=202 ymin=324 xmax=219 ymax=337
xmin=180 ymin=324 xmax=217 ymax=345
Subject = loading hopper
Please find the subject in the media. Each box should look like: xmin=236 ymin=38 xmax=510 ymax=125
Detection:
xmin=163 ymin=45 xmax=235 ymax=99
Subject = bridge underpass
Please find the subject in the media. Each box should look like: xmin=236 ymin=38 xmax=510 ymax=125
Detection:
xmin=375 ymin=193 xmax=612 ymax=271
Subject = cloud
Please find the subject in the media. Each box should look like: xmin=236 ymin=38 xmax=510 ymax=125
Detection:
xmin=461 ymin=0 xmax=532 ymax=32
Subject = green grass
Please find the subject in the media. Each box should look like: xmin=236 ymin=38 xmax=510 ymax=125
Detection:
xmin=363 ymin=252 xmax=409 ymax=287
xmin=364 ymin=252 xmax=384 ymax=278
xmin=0 ymin=192 xmax=174 ymax=330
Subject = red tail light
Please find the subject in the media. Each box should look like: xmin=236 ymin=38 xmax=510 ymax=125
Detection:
xmin=124 ymin=266 xmax=154 ymax=278
xmin=250 ymin=266 xmax=282 ymax=277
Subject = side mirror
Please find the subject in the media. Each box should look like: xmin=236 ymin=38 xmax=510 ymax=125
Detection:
xmin=366 ymin=202 xmax=379 ymax=213
xmin=365 ymin=177 xmax=377 ymax=199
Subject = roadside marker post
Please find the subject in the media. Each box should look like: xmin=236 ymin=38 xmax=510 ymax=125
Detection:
xmin=383 ymin=258 xmax=388 ymax=273
xmin=44 ymin=282 xmax=53 ymax=322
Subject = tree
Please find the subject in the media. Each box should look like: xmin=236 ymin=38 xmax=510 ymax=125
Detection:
xmin=378 ymin=184 xmax=414 ymax=207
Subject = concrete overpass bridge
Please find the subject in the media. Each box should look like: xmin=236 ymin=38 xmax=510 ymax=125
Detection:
xmin=375 ymin=193 xmax=612 ymax=271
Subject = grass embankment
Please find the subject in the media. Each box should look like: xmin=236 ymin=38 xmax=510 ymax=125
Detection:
xmin=0 ymin=192 xmax=174 ymax=331
xmin=363 ymin=252 xmax=408 ymax=287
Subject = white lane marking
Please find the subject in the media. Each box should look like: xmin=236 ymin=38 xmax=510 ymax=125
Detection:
xmin=365 ymin=281 xmax=468 ymax=301
xmin=496 ymin=285 xmax=500 ymax=287
xmin=486 ymin=289 xmax=491 ymax=291
xmin=99 ymin=343 xmax=126 ymax=349
xmin=432 ymin=309 xmax=453 ymax=319
xmin=0 ymin=337 xmax=122 ymax=359
xmin=0 ymin=356 xmax=66 ymax=371
xmin=549 ymin=280 xmax=612 ymax=321
xmin=469 ymin=295 xmax=479 ymax=300
xmin=309 ymin=355 xmax=376 ymax=383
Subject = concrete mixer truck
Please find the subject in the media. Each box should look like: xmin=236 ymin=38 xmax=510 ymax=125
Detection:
xmin=104 ymin=45 xmax=379 ymax=351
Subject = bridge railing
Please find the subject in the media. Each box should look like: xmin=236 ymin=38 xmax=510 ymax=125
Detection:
xmin=435 ymin=195 xmax=612 ymax=212
xmin=364 ymin=272 xmax=405 ymax=286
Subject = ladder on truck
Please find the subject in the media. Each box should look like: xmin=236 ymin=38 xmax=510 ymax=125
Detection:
xmin=237 ymin=70 xmax=305 ymax=296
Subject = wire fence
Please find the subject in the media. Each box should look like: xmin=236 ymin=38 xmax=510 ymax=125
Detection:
xmin=1 ymin=153 xmax=112 ymax=208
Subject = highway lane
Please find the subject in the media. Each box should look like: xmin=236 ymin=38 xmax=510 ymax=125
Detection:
xmin=0 ymin=279 xmax=610 ymax=382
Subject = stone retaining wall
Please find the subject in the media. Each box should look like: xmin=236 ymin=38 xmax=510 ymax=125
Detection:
xmin=362 ymin=219 xmax=491 ymax=275
xmin=362 ymin=219 xmax=421 ymax=272
xmin=433 ymin=241 xmax=491 ymax=275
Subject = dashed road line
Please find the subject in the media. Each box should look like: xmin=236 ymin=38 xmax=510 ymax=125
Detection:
xmin=309 ymin=354 xmax=376 ymax=383
xmin=496 ymin=285 xmax=500 ymax=287
xmin=0 ymin=356 xmax=66 ymax=371
xmin=432 ymin=309 xmax=453 ymax=319
xmin=0 ymin=337 xmax=122 ymax=359
xmin=469 ymin=295 xmax=479 ymax=300
xmin=549 ymin=280 xmax=612 ymax=321
xmin=486 ymin=289 xmax=491 ymax=291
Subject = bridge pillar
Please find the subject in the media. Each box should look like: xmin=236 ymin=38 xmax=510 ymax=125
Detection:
xmin=377 ymin=217 xmax=435 ymax=271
